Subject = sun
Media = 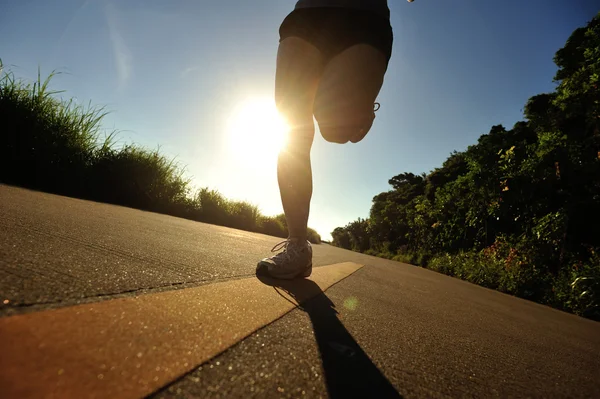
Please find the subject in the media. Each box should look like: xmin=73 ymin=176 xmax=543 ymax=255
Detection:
xmin=227 ymin=98 xmax=289 ymax=162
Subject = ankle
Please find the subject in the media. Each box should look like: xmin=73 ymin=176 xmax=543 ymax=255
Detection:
xmin=288 ymin=236 xmax=308 ymax=244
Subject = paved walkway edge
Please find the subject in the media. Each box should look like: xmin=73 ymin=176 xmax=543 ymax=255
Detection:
xmin=0 ymin=262 xmax=363 ymax=399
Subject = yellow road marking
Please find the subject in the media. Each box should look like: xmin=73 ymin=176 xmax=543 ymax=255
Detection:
xmin=0 ymin=262 xmax=363 ymax=399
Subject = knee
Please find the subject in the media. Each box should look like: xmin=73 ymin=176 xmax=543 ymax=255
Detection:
xmin=318 ymin=115 xmax=375 ymax=144
xmin=282 ymin=126 xmax=315 ymax=157
xmin=319 ymin=126 xmax=353 ymax=144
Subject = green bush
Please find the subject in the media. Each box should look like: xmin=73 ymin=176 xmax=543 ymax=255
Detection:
xmin=307 ymin=227 xmax=322 ymax=244
xmin=258 ymin=216 xmax=287 ymax=238
xmin=392 ymin=253 xmax=413 ymax=264
xmin=89 ymin=145 xmax=190 ymax=212
xmin=557 ymin=250 xmax=600 ymax=320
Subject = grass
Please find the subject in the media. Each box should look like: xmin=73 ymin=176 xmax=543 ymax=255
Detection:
xmin=0 ymin=61 xmax=321 ymax=244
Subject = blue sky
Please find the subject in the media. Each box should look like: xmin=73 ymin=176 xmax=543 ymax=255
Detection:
xmin=1 ymin=0 xmax=598 ymax=240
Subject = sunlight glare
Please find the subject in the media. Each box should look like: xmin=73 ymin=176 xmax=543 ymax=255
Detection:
xmin=227 ymin=98 xmax=289 ymax=165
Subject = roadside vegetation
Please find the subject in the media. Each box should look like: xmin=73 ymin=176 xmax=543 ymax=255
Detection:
xmin=331 ymin=13 xmax=600 ymax=320
xmin=0 ymin=61 xmax=321 ymax=244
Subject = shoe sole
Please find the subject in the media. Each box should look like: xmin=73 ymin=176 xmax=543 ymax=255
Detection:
xmin=301 ymin=263 xmax=312 ymax=278
xmin=256 ymin=262 xmax=312 ymax=280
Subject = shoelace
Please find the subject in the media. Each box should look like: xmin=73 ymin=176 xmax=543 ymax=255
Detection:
xmin=270 ymin=239 xmax=301 ymax=264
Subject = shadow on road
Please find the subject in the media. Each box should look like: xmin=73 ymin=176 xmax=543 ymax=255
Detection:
xmin=257 ymin=275 xmax=402 ymax=399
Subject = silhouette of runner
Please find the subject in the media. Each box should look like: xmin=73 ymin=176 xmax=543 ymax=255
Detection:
xmin=257 ymin=1 xmax=394 ymax=279
xmin=257 ymin=274 xmax=403 ymax=397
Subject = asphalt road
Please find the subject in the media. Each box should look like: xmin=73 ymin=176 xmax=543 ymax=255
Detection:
xmin=1 ymin=184 xmax=599 ymax=398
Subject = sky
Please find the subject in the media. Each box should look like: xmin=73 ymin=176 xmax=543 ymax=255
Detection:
xmin=1 ymin=0 xmax=598 ymax=240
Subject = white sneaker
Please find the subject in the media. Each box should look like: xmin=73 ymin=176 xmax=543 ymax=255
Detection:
xmin=256 ymin=239 xmax=313 ymax=279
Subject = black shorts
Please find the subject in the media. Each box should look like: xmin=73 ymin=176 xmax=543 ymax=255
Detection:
xmin=279 ymin=7 xmax=394 ymax=66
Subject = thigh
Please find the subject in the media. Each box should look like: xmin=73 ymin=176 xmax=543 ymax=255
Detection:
xmin=313 ymin=44 xmax=388 ymax=143
xmin=275 ymin=37 xmax=324 ymax=146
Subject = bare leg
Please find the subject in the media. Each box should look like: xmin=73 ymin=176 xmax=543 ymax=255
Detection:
xmin=275 ymin=37 xmax=324 ymax=240
xmin=314 ymin=44 xmax=388 ymax=144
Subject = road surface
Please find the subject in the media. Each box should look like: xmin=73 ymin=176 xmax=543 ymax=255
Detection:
xmin=0 ymin=185 xmax=599 ymax=398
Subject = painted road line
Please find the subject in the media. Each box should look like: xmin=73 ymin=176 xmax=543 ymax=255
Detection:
xmin=0 ymin=262 xmax=363 ymax=399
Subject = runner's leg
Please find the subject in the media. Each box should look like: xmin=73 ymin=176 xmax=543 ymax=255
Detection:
xmin=314 ymin=44 xmax=388 ymax=144
xmin=275 ymin=37 xmax=324 ymax=240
